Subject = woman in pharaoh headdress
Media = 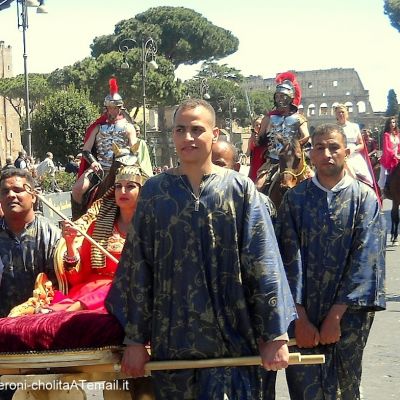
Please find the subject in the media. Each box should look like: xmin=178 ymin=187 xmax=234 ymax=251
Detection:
xmin=52 ymin=162 xmax=148 ymax=312
xmin=8 ymin=160 xmax=148 ymax=317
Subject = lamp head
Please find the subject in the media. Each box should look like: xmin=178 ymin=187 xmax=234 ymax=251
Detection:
xmin=26 ymin=0 xmax=40 ymax=6
xmin=36 ymin=0 xmax=47 ymax=13
xmin=121 ymin=61 xmax=130 ymax=70
xmin=36 ymin=6 xmax=47 ymax=13
xmin=148 ymin=59 xmax=158 ymax=70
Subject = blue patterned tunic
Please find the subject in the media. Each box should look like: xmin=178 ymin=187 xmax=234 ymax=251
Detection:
xmin=0 ymin=215 xmax=61 ymax=317
xmin=106 ymin=169 xmax=296 ymax=399
xmin=275 ymin=177 xmax=386 ymax=400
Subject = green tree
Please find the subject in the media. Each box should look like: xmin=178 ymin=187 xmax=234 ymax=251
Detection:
xmin=0 ymin=74 xmax=51 ymax=121
xmin=384 ymin=0 xmax=400 ymax=32
xmin=49 ymin=7 xmax=238 ymax=111
xmin=31 ymin=87 xmax=99 ymax=161
xmin=47 ymin=58 xmax=99 ymax=93
xmin=91 ymin=7 xmax=239 ymax=68
xmin=184 ymin=63 xmax=273 ymax=127
xmin=92 ymin=50 xmax=182 ymax=113
xmin=249 ymin=89 xmax=274 ymax=118
xmin=184 ymin=63 xmax=242 ymax=123
xmin=385 ymin=89 xmax=399 ymax=116
xmin=0 ymin=74 xmax=52 ymax=146
xmin=198 ymin=62 xmax=243 ymax=82
xmin=47 ymin=46 xmax=184 ymax=122
xmin=47 ymin=7 xmax=239 ymax=165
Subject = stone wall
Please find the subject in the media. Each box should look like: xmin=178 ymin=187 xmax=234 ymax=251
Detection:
xmin=0 ymin=41 xmax=23 ymax=165
xmin=244 ymin=68 xmax=385 ymax=133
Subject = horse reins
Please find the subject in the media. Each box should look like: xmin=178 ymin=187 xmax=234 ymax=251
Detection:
xmin=281 ymin=151 xmax=307 ymax=180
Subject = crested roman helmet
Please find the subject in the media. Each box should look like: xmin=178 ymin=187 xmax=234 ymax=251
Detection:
xmin=104 ymin=77 xmax=124 ymax=107
xmin=274 ymin=71 xmax=302 ymax=110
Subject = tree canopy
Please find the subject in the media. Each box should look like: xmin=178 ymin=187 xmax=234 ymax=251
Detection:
xmin=184 ymin=62 xmax=273 ymax=127
xmin=91 ymin=7 xmax=239 ymax=68
xmin=3 ymin=6 xmax=243 ymax=159
xmin=385 ymin=89 xmax=399 ymax=116
xmin=0 ymin=74 xmax=51 ymax=121
xmin=384 ymin=0 xmax=400 ymax=33
xmin=47 ymin=6 xmax=240 ymax=123
xmin=31 ymin=87 xmax=99 ymax=161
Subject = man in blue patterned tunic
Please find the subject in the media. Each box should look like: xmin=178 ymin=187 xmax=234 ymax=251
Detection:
xmin=0 ymin=169 xmax=61 ymax=318
xmin=276 ymin=123 xmax=386 ymax=400
xmin=106 ymin=99 xmax=297 ymax=399
xmin=0 ymin=169 xmax=61 ymax=400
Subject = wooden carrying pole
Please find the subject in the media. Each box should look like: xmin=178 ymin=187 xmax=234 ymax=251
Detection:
xmin=144 ymin=352 xmax=325 ymax=373
xmin=35 ymin=191 xmax=119 ymax=264
xmin=0 ymin=348 xmax=324 ymax=377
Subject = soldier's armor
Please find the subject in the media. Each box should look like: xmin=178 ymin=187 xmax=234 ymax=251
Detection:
xmin=95 ymin=119 xmax=130 ymax=170
xmin=267 ymin=113 xmax=305 ymax=160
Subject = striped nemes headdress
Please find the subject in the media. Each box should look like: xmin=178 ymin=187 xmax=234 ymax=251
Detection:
xmin=115 ymin=164 xmax=148 ymax=186
xmin=90 ymin=163 xmax=148 ymax=269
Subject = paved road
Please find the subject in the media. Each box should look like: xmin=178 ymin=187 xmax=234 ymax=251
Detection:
xmin=275 ymin=198 xmax=400 ymax=399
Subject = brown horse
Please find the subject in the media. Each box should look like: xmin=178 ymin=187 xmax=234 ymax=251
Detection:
xmin=268 ymin=139 xmax=308 ymax=209
xmin=385 ymin=162 xmax=400 ymax=245
xmin=369 ymin=152 xmax=381 ymax=183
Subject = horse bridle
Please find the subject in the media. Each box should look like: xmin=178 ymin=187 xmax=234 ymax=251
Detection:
xmin=280 ymin=151 xmax=307 ymax=184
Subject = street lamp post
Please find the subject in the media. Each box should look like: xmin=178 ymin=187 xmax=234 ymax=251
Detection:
xmin=119 ymin=37 xmax=158 ymax=142
xmin=228 ymin=96 xmax=236 ymax=136
xmin=16 ymin=0 xmax=48 ymax=157
xmin=199 ymin=78 xmax=210 ymax=100
xmin=149 ymin=137 xmax=157 ymax=166
xmin=141 ymin=38 xmax=158 ymax=142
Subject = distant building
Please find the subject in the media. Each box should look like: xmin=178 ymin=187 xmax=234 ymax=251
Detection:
xmin=0 ymin=41 xmax=23 ymax=165
xmin=141 ymin=68 xmax=391 ymax=165
xmin=244 ymin=68 xmax=386 ymax=134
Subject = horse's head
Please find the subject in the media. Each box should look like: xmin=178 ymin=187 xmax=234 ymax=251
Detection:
xmin=278 ymin=138 xmax=304 ymax=190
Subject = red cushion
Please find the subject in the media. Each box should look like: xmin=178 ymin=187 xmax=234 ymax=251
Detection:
xmin=0 ymin=310 xmax=124 ymax=352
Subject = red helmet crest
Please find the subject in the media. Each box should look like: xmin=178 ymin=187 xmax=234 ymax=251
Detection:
xmin=104 ymin=77 xmax=123 ymax=107
xmin=275 ymin=71 xmax=302 ymax=107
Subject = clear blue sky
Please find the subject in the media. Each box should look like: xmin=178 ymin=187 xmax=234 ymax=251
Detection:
xmin=0 ymin=0 xmax=398 ymax=111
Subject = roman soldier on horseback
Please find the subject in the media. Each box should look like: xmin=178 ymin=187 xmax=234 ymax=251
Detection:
xmin=252 ymin=72 xmax=310 ymax=193
xmin=71 ymin=78 xmax=153 ymax=219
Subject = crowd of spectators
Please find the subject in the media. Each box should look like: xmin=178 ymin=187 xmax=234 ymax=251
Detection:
xmin=152 ymin=165 xmax=170 ymax=174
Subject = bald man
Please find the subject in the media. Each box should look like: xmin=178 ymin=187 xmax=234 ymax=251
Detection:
xmin=212 ymin=140 xmax=276 ymax=220
xmin=211 ymin=140 xmax=241 ymax=171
